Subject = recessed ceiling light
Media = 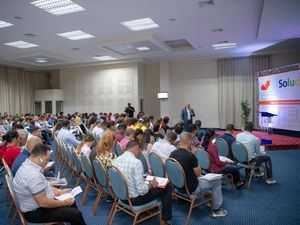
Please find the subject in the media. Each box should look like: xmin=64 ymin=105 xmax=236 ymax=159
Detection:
xmin=121 ymin=18 xmax=159 ymax=31
xmin=169 ymin=18 xmax=176 ymax=22
xmin=35 ymin=58 xmax=47 ymax=63
xmin=211 ymin=28 xmax=223 ymax=33
xmin=0 ymin=20 xmax=14 ymax=28
xmin=212 ymin=42 xmax=237 ymax=49
xmin=57 ymin=30 xmax=95 ymax=40
xmin=14 ymin=16 xmax=22 ymax=20
xmin=136 ymin=47 xmax=150 ymax=51
xmin=4 ymin=41 xmax=38 ymax=49
xmin=93 ymin=56 xmax=116 ymax=61
xmin=198 ymin=0 xmax=215 ymax=8
xmin=30 ymin=0 xmax=85 ymax=16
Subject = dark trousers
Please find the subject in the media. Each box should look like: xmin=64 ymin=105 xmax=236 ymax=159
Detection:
xmin=254 ymin=155 xmax=273 ymax=179
xmin=130 ymin=183 xmax=172 ymax=221
xmin=217 ymin=165 xmax=241 ymax=185
xmin=24 ymin=204 xmax=86 ymax=225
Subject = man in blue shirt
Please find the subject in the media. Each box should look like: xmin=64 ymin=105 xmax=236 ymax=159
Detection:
xmin=218 ymin=124 xmax=236 ymax=159
xmin=57 ymin=119 xmax=80 ymax=149
xmin=12 ymin=136 xmax=43 ymax=176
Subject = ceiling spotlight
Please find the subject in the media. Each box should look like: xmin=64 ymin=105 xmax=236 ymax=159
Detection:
xmin=136 ymin=47 xmax=150 ymax=51
xmin=212 ymin=41 xmax=237 ymax=49
xmin=35 ymin=58 xmax=48 ymax=63
xmin=57 ymin=30 xmax=95 ymax=40
xmin=4 ymin=40 xmax=38 ymax=49
xmin=93 ymin=56 xmax=116 ymax=61
xmin=0 ymin=20 xmax=14 ymax=29
xmin=121 ymin=18 xmax=159 ymax=31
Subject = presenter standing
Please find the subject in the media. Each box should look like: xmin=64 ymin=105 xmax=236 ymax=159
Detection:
xmin=124 ymin=103 xmax=135 ymax=118
xmin=181 ymin=103 xmax=195 ymax=131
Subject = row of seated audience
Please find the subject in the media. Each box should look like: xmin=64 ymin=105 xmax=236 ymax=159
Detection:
xmin=0 ymin=111 xmax=276 ymax=225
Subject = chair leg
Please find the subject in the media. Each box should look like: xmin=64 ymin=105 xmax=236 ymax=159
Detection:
xmin=92 ymin=190 xmax=103 ymax=215
xmin=7 ymin=202 xmax=14 ymax=218
xmin=75 ymin=176 xmax=82 ymax=186
xmin=132 ymin=212 xmax=139 ymax=225
xmin=69 ymin=170 xmax=75 ymax=183
xmin=185 ymin=200 xmax=194 ymax=225
xmin=11 ymin=210 xmax=17 ymax=225
xmin=106 ymin=202 xmax=117 ymax=225
xmin=81 ymin=183 xmax=91 ymax=205
xmin=248 ymin=170 xmax=254 ymax=190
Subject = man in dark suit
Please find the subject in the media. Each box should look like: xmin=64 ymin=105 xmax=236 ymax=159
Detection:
xmin=181 ymin=103 xmax=195 ymax=131
xmin=124 ymin=103 xmax=135 ymax=118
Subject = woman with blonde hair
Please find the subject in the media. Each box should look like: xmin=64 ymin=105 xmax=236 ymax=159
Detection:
xmin=76 ymin=134 xmax=95 ymax=158
xmin=96 ymin=130 xmax=117 ymax=168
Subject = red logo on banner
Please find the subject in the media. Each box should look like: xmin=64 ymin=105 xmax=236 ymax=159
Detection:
xmin=261 ymin=80 xmax=271 ymax=91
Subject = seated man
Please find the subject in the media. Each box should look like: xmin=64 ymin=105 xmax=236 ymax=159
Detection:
xmin=13 ymin=144 xmax=86 ymax=225
xmin=151 ymin=131 xmax=177 ymax=162
xmin=113 ymin=140 xmax=172 ymax=225
xmin=236 ymin=122 xmax=276 ymax=184
xmin=57 ymin=119 xmax=80 ymax=149
xmin=187 ymin=124 xmax=201 ymax=148
xmin=170 ymin=132 xmax=228 ymax=217
xmin=218 ymin=124 xmax=236 ymax=159
xmin=12 ymin=136 xmax=43 ymax=176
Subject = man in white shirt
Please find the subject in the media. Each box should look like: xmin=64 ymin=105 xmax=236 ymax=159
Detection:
xmin=151 ymin=131 xmax=177 ymax=162
xmin=113 ymin=140 xmax=172 ymax=225
xmin=57 ymin=119 xmax=80 ymax=149
xmin=236 ymin=122 xmax=276 ymax=184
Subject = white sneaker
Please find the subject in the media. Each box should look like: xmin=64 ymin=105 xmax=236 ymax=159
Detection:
xmin=255 ymin=172 xmax=264 ymax=178
xmin=266 ymin=179 xmax=277 ymax=185
xmin=212 ymin=208 xmax=228 ymax=218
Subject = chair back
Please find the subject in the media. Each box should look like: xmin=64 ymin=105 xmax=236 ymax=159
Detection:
xmin=195 ymin=148 xmax=210 ymax=171
xmin=231 ymin=141 xmax=248 ymax=163
xmin=5 ymin=175 xmax=27 ymax=225
xmin=81 ymin=153 xmax=94 ymax=180
xmin=2 ymin=159 xmax=13 ymax=179
xmin=108 ymin=166 xmax=129 ymax=202
xmin=216 ymin=138 xmax=229 ymax=157
xmin=72 ymin=150 xmax=82 ymax=174
xmin=149 ymin=152 xmax=165 ymax=177
xmin=138 ymin=153 xmax=149 ymax=175
xmin=165 ymin=158 xmax=191 ymax=196
xmin=93 ymin=159 xmax=109 ymax=190
xmin=113 ymin=142 xmax=123 ymax=156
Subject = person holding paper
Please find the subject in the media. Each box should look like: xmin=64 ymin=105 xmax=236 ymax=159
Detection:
xmin=170 ymin=132 xmax=228 ymax=218
xmin=113 ymin=140 xmax=173 ymax=225
xmin=203 ymin=130 xmax=245 ymax=189
xmin=13 ymin=144 xmax=86 ymax=225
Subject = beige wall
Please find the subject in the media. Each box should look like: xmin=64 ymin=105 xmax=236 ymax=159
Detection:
xmin=144 ymin=63 xmax=160 ymax=119
xmin=168 ymin=59 xmax=219 ymax=128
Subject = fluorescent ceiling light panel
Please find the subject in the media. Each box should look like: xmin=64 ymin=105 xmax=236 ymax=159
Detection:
xmin=57 ymin=30 xmax=95 ymax=40
xmin=30 ymin=0 xmax=85 ymax=16
xmin=35 ymin=58 xmax=48 ymax=63
xmin=212 ymin=42 xmax=237 ymax=49
xmin=4 ymin=41 xmax=38 ymax=49
xmin=93 ymin=56 xmax=116 ymax=61
xmin=121 ymin=18 xmax=159 ymax=31
xmin=0 ymin=20 xmax=14 ymax=28
xmin=136 ymin=47 xmax=150 ymax=51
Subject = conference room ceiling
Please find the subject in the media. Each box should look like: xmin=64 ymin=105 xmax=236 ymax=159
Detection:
xmin=0 ymin=0 xmax=299 ymax=70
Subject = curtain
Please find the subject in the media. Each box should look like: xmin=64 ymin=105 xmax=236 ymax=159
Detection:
xmin=218 ymin=56 xmax=270 ymax=129
xmin=0 ymin=66 xmax=50 ymax=114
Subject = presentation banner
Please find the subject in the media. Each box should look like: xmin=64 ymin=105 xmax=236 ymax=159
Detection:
xmin=257 ymin=64 xmax=300 ymax=131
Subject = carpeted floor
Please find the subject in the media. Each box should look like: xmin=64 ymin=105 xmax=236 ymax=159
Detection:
xmin=1 ymin=148 xmax=300 ymax=225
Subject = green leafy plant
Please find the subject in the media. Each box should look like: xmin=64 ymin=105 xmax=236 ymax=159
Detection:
xmin=241 ymin=100 xmax=251 ymax=125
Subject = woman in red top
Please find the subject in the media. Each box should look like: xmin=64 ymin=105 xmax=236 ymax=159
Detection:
xmin=3 ymin=131 xmax=21 ymax=168
xmin=203 ymin=129 xmax=245 ymax=189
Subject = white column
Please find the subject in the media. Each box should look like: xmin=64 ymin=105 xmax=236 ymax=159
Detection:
xmin=160 ymin=61 xmax=171 ymax=120
xmin=41 ymin=101 xmax=45 ymax=114
xmin=52 ymin=100 xmax=56 ymax=114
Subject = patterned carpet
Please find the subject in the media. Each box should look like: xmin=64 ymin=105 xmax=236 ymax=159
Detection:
xmin=215 ymin=130 xmax=300 ymax=150
xmin=1 ymin=149 xmax=300 ymax=225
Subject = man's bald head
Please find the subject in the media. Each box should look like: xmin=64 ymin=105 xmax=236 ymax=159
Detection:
xmin=25 ymin=136 xmax=43 ymax=153
xmin=179 ymin=132 xmax=193 ymax=149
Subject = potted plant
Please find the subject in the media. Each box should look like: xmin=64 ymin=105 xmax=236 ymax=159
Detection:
xmin=240 ymin=100 xmax=251 ymax=129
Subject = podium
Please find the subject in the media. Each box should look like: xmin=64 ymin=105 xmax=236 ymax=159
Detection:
xmin=260 ymin=112 xmax=277 ymax=144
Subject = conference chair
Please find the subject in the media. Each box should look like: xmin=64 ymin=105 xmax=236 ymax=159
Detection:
xmin=92 ymin=159 xmax=114 ymax=215
xmin=113 ymin=142 xmax=123 ymax=156
xmin=149 ymin=152 xmax=165 ymax=177
xmin=216 ymin=138 xmax=229 ymax=157
xmin=69 ymin=150 xmax=83 ymax=186
xmin=195 ymin=149 xmax=234 ymax=193
xmin=2 ymin=159 xmax=14 ymax=219
xmin=231 ymin=141 xmax=266 ymax=189
xmin=165 ymin=158 xmax=213 ymax=225
xmin=5 ymin=175 xmax=59 ymax=225
xmin=80 ymin=154 xmax=98 ymax=205
xmin=107 ymin=166 xmax=161 ymax=225
xmin=138 ymin=153 xmax=149 ymax=175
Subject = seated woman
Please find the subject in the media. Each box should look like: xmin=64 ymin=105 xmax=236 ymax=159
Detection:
xmin=203 ymin=129 xmax=245 ymax=189
xmin=139 ymin=129 xmax=153 ymax=174
xmin=96 ymin=130 xmax=117 ymax=169
xmin=3 ymin=131 xmax=21 ymax=168
xmin=76 ymin=134 xmax=95 ymax=158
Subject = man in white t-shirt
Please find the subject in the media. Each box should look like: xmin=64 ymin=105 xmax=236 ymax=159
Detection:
xmin=151 ymin=131 xmax=177 ymax=162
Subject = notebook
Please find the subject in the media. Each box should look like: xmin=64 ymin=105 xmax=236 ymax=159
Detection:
xmin=55 ymin=186 xmax=83 ymax=201
xmin=145 ymin=175 xmax=169 ymax=189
